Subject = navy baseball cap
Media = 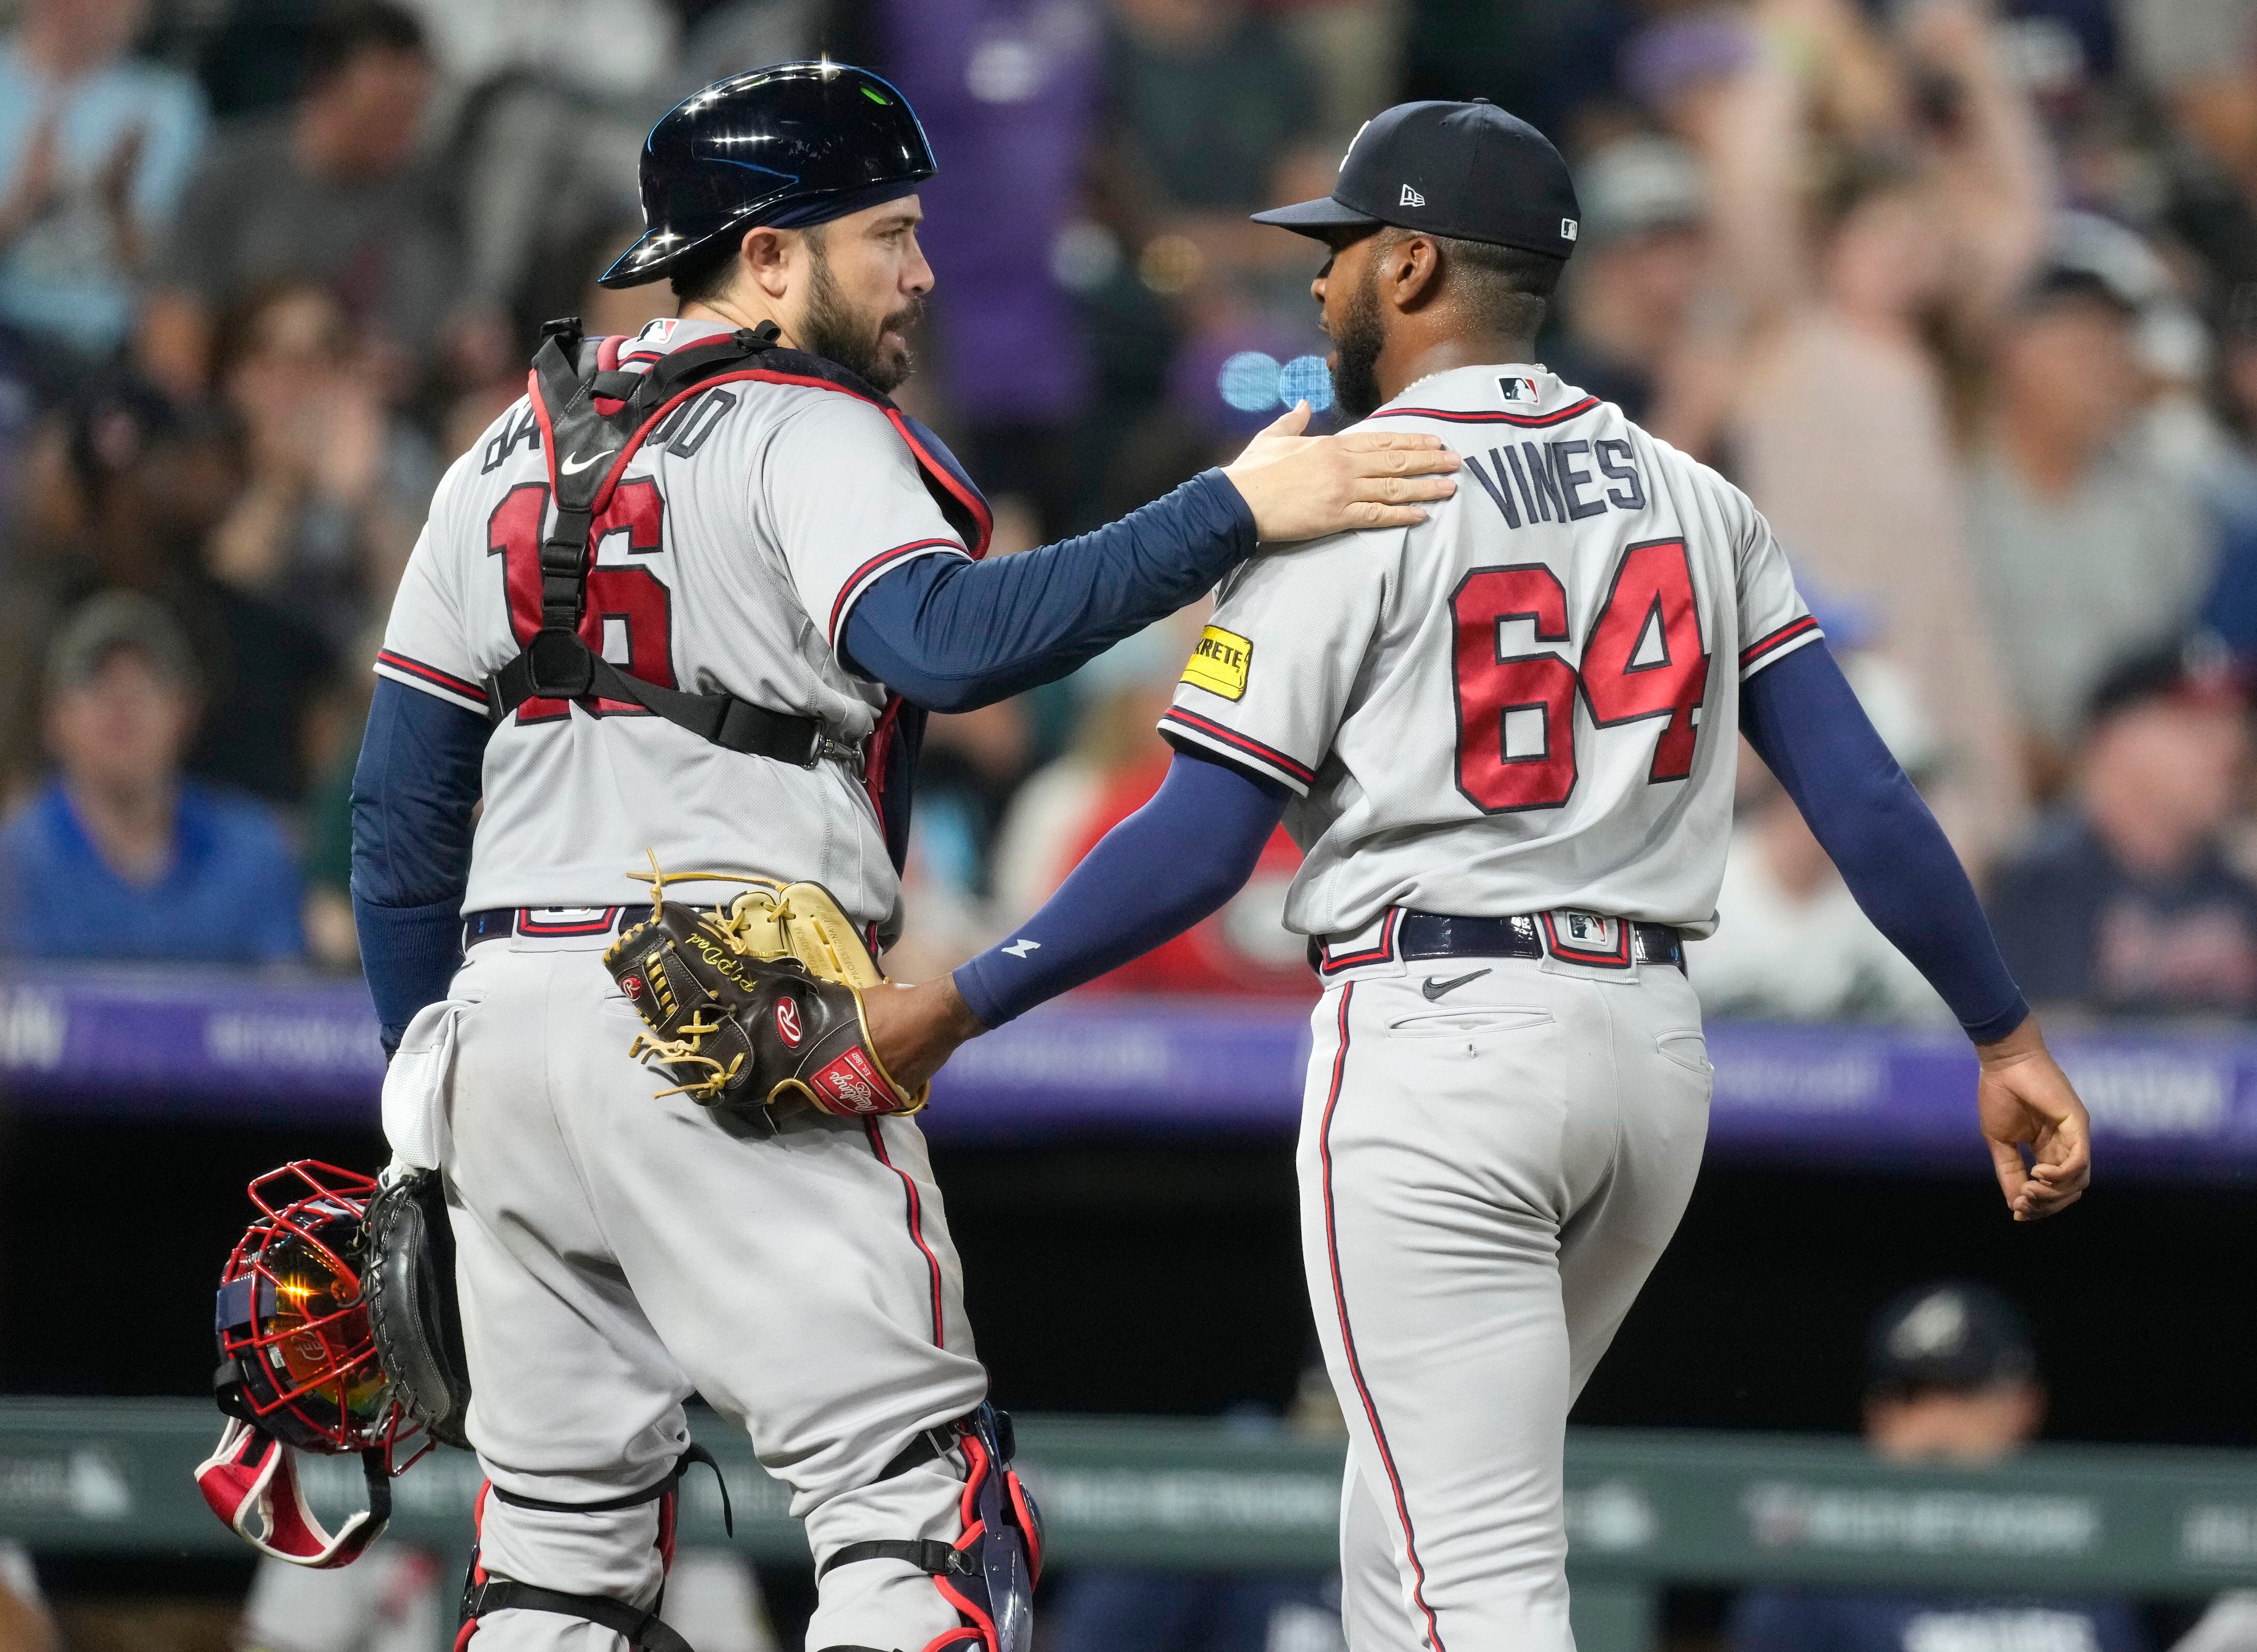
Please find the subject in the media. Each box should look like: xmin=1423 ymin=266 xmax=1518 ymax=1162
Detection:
xmin=1866 ymin=1283 xmax=2037 ymax=1396
xmin=1252 ymin=100 xmax=1581 ymax=261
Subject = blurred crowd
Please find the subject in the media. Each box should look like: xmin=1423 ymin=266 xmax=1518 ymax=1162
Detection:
xmin=1 ymin=0 xmax=2256 ymax=1027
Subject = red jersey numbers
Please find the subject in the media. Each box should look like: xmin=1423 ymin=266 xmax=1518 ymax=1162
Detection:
xmin=1452 ymin=539 xmax=1710 ymax=813
xmin=487 ymin=478 xmax=676 ymax=722
xmin=1451 ymin=564 xmax=1578 ymax=811
xmin=1582 ymin=539 xmax=1709 ymax=782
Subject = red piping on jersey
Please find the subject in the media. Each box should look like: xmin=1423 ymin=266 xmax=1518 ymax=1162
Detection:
xmin=1367 ymin=396 xmax=1599 ymax=428
xmin=1318 ymin=984 xmax=1447 ymax=1651
xmin=1319 ymin=909 xmax=1401 ymax=976
xmin=828 ymin=538 xmax=968 ymax=644
xmin=1740 ymin=614 xmax=1821 ymax=669
xmin=377 ymin=649 xmax=486 ymax=704
xmin=1158 ymin=709 xmax=1317 ymax=785
xmin=554 ymin=367 xmax=993 ymax=562
xmin=883 ymin=406 xmax=994 ymax=557
xmin=583 ymin=359 xmax=997 ymax=558
xmin=864 ymin=1118 xmax=946 ymax=1348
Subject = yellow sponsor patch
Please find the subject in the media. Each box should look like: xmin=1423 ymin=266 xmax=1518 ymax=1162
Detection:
xmin=1181 ymin=625 xmax=1254 ymax=701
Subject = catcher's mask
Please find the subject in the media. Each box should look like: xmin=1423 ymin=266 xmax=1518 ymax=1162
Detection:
xmin=199 ymin=1161 xmax=421 ymax=1566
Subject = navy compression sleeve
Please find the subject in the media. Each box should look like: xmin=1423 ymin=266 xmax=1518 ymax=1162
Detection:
xmin=350 ymin=677 xmax=490 ymax=1050
xmin=841 ymin=470 xmax=1255 ymax=711
xmin=953 ymin=750 xmax=1288 ymax=1026
xmin=1740 ymin=642 xmax=2028 ymax=1043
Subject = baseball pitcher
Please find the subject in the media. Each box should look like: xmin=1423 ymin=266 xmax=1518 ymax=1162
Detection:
xmin=869 ymin=101 xmax=2094 ymax=1652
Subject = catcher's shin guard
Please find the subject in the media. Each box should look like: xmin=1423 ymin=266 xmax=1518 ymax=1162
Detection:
xmin=819 ymin=1405 xmax=1043 ymax=1652
xmin=455 ymin=1446 xmax=731 ymax=1651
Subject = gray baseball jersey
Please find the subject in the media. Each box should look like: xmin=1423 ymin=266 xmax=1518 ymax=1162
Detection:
xmin=1160 ymin=363 xmax=1818 ymax=942
xmin=375 ymin=317 xmax=970 ymax=930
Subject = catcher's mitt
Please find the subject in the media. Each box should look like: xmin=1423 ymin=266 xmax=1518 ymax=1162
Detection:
xmin=603 ymin=866 xmax=925 ymax=1117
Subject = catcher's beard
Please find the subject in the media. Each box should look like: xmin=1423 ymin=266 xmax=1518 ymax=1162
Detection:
xmin=1330 ymin=257 xmax=1388 ymax=421
xmin=801 ymin=243 xmax=922 ymax=393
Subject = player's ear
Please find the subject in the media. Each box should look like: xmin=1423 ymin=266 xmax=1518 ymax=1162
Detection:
xmin=1389 ymin=233 xmax=1444 ymax=313
xmin=741 ymin=227 xmax=793 ymax=301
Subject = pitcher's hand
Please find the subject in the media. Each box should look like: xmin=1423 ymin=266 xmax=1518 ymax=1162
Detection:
xmin=1221 ymin=401 xmax=1460 ymax=542
xmin=1974 ymin=1016 xmax=2092 ymax=1221
xmin=865 ymin=975 xmax=988 ymax=1096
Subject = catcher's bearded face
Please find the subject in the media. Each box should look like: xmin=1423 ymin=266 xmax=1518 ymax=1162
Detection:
xmin=794 ymin=197 xmax=931 ymax=393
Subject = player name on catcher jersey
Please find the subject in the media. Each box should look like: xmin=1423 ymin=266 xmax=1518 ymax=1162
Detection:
xmin=1160 ymin=364 xmax=1819 ymax=944
xmin=377 ymin=317 xmax=972 ymax=930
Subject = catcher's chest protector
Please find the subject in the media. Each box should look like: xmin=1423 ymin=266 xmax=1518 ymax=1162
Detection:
xmin=490 ymin=317 xmax=993 ymax=869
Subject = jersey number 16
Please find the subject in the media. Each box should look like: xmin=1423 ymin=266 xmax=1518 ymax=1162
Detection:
xmin=1451 ymin=538 xmax=1708 ymax=813
xmin=488 ymin=478 xmax=677 ymax=722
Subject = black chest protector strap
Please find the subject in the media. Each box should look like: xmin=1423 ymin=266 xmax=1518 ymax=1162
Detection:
xmin=484 ymin=317 xmax=849 ymax=768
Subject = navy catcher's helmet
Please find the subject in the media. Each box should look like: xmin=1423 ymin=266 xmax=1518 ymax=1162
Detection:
xmin=600 ymin=60 xmax=936 ymax=289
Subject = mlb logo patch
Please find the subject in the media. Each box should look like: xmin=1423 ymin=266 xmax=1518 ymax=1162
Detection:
xmin=1560 ymin=218 xmax=1579 ymax=242
xmin=1540 ymin=910 xmax=1632 ymax=968
xmin=1500 ymin=375 xmax=1541 ymax=406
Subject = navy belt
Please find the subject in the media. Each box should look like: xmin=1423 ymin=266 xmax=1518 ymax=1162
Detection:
xmin=462 ymin=903 xmax=884 ymax=957
xmin=1313 ymin=909 xmax=1684 ymax=975
xmin=461 ymin=906 xmax=659 ymax=947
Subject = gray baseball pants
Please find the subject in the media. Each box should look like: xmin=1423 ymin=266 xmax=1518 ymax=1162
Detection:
xmin=1298 ymin=957 xmax=1712 ymax=1651
xmin=394 ymin=929 xmax=989 ymax=1650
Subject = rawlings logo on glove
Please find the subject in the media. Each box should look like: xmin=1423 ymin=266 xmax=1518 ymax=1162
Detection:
xmin=602 ymin=863 xmax=926 ymax=1117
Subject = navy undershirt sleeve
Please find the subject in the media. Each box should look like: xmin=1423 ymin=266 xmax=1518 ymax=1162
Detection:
xmin=841 ymin=469 xmax=1256 ymax=711
xmin=1740 ymin=642 xmax=2028 ymax=1043
xmin=350 ymin=677 xmax=490 ymax=1051
xmin=953 ymin=749 xmax=1288 ymax=1027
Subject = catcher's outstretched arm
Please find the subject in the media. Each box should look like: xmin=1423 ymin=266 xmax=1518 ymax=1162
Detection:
xmin=350 ymin=677 xmax=490 ymax=1051
xmin=840 ymin=471 xmax=1257 ymax=713
xmin=952 ymin=749 xmax=1288 ymax=1027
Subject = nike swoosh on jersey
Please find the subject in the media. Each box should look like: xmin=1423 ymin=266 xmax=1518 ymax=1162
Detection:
xmin=1419 ymin=968 xmax=1492 ymax=1001
xmin=559 ymin=450 xmax=602 ymax=475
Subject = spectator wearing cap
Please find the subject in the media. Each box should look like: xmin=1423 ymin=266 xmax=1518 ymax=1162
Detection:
xmin=0 ymin=593 xmax=304 ymax=963
xmin=0 ymin=0 xmax=208 ymax=393
xmin=139 ymin=1 xmax=456 ymax=401
xmin=1965 ymin=215 xmax=2223 ymax=760
xmin=7 ymin=374 xmax=339 ymax=807
xmin=1730 ymin=1282 xmax=2150 ymax=1652
xmin=1546 ymin=135 xmax=1709 ymax=433
xmin=1986 ymin=640 xmax=2257 ymax=1019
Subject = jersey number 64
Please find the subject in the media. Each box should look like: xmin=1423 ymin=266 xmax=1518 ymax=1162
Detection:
xmin=1450 ymin=538 xmax=1708 ymax=813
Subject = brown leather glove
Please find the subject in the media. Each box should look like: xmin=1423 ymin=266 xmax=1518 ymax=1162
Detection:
xmin=602 ymin=877 xmax=924 ymax=1116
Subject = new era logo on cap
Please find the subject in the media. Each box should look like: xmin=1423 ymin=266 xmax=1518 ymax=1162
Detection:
xmin=1251 ymin=100 xmax=1582 ymax=263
